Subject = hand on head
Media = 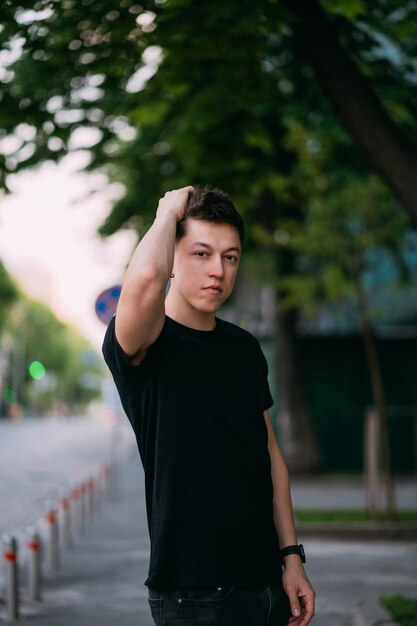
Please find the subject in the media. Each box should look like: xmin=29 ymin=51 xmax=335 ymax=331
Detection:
xmin=157 ymin=186 xmax=194 ymax=222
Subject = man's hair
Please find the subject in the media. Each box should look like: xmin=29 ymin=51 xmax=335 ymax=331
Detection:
xmin=176 ymin=186 xmax=245 ymax=246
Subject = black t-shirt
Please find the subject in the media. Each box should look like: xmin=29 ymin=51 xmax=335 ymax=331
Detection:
xmin=102 ymin=314 xmax=282 ymax=588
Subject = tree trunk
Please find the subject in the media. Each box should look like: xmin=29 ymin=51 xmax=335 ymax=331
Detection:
xmin=282 ymin=0 xmax=417 ymax=223
xmin=275 ymin=294 xmax=321 ymax=473
xmin=354 ymin=276 xmax=397 ymax=520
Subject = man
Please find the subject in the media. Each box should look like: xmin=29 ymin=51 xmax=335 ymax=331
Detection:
xmin=102 ymin=185 xmax=315 ymax=626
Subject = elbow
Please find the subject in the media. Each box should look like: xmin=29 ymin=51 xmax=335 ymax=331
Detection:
xmin=123 ymin=264 xmax=165 ymax=299
xmin=137 ymin=263 xmax=162 ymax=286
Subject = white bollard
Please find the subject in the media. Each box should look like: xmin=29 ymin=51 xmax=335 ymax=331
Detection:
xmin=94 ymin=471 xmax=102 ymax=512
xmin=101 ymin=464 xmax=110 ymax=499
xmin=2 ymin=534 xmax=18 ymax=620
xmin=70 ymin=485 xmax=82 ymax=538
xmin=58 ymin=489 xmax=72 ymax=550
xmin=27 ymin=527 xmax=42 ymax=601
xmin=88 ymin=477 xmax=96 ymax=518
xmin=105 ymin=462 xmax=117 ymax=501
xmin=44 ymin=502 xmax=59 ymax=570
xmin=84 ymin=479 xmax=93 ymax=520
xmin=79 ymin=481 xmax=87 ymax=532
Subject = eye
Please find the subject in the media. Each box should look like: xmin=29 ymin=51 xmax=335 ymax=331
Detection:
xmin=224 ymin=255 xmax=238 ymax=262
xmin=194 ymin=251 xmax=208 ymax=257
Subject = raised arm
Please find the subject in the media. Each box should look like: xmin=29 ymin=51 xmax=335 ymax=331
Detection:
xmin=115 ymin=186 xmax=193 ymax=363
xmin=264 ymin=410 xmax=315 ymax=626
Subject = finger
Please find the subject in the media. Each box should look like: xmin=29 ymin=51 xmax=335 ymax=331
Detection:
xmin=287 ymin=590 xmax=302 ymax=620
xmin=178 ymin=186 xmax=194 ymax=199
xmin=288 ymin=615 xmax=303 ymax=626
xmin=298 ymin=595 xmax=315 ymax=626
xmin=166 ymin=185 xmax=194 ymax=194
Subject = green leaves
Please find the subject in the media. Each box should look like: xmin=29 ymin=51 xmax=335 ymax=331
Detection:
xmin=2 ymin=295 xmax=103 ymax=412
xmin=0 ymin=261 xmax=18 ymax=326
xmin=1 ymin=0 xmax=417 ymax=329
xmin=320 ymin=0 xmax=365 ymax=20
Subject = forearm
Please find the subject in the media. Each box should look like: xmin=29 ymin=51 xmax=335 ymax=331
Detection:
xmin=265 ymin=413 xmax=316 ymax=624
xmin=115 ymin=186 xmax=193 ymax=357
xmin=271 ymin=456 xmax=298 ymax=550
xmin=264 ymin=411 xmax=298 ymax=550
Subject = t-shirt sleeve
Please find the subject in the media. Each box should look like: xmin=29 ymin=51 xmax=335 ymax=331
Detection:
xmin=102 ymin=315 xmax=161 ymax=430
xmin=102 ymin=315 xmax=157 ymax=381
xmin=102 ymin=315 xmax=135 ymax=376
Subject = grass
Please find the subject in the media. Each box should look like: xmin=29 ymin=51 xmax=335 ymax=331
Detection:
xmin=380 ymin=595 xmax=417 ymax=626
xmin=294 ymin=509 xmax=417 ymax=523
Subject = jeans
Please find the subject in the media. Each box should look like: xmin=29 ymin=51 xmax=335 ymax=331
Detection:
xmin=148 ymin=584 xmax=292 ymax=626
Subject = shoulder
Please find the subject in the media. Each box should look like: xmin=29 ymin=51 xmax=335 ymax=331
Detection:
xmin=216 ymin=317 xmax=260 ymax=346
xmin=216 ymin=318 xmax=269 ymax=369
xmin=102 ymin=314 xmax=168 ymax=372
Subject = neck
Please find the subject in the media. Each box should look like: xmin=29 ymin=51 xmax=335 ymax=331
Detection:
xmin=165 ymin=292 xmax=217 ymax=331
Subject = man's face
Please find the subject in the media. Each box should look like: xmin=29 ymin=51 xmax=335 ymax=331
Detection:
xmin=172 ymin=218 xmax=241 ymax=315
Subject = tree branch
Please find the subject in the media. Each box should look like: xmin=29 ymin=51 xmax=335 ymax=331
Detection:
xmin=283 ymin=0 xmax=417 ymax=222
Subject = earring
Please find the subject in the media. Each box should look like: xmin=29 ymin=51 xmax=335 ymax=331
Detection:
xmin=170 ymin=273 xmax=174 ymax=278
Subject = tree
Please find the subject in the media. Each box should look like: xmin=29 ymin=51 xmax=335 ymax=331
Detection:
xmin=1 ymin=1 xmax=417 ymax=218
xmin=281 ymin=0 xmax=417 ymax=221
xmin=1 ymin=295 xmax=103 ymax=415
xmin=1 ymin=0 xmax=417 ymax=469
xmin=0 ymin=261 xmax=18 ymax=328
xmin=270 ymin=119 xmax=415 ymax=514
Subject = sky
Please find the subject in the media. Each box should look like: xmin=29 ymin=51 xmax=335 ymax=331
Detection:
xmin=0 ymin=152 xmax=137 ymax=352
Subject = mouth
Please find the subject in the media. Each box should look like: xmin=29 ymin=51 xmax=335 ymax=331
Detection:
xmin=203 ymin=285 xmax=223 ymax=294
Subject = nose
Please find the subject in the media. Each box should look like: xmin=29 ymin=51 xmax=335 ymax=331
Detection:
xmin=208 ymin=255 xmax=224 ymax=278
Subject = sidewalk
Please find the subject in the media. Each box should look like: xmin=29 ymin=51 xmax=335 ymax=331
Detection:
xmin=8 ymin=451 xmax=417 ymax=626
xmin=291 ymin=474 xmax=416 ymax=511
xmin=291 ymin=474 xmax=417 ymax=540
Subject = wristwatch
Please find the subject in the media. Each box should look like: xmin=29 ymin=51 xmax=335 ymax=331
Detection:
xmin=280 ymin=544 xmax=306 ymax=563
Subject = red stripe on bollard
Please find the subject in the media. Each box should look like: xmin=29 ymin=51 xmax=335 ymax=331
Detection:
xmin=60 ymin=498 xmax=70 ymax=510
xmin=4 ymin=551 xmax=16 ymax=562
xmin=45 ymin=511 xmax=57 ymax=525
xmin=27 ymin=528 xmax=42 ymax=602
xmin=44 ymin=503 xmax=59 ymax=570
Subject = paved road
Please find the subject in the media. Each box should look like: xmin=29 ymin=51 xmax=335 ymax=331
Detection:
xmin=0 ymin=414 xmax=133 ymax=537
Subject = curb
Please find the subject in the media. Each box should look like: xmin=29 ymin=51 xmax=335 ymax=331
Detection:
xmin=297 ymin=522 xmax=417 ymax=540
xmin=352 ymin=600 xmax=399 ymax=626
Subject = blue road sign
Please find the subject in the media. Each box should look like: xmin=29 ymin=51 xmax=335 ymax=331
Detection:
xmin=95 ymin=285 xmax=122 ymax=325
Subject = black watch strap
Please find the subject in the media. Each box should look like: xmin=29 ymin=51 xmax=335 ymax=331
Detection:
xmin=280 ymin=544 xmax=306 ymax=563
